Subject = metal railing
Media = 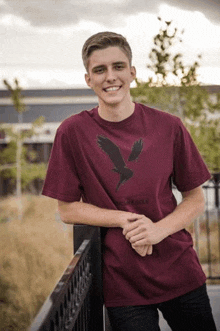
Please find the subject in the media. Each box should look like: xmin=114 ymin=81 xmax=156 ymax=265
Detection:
xmin=172 ymin=178 xmax=220 ymax=280
xmin=197 ymin=180 xmax=220 ymax=280
xmin=30 ymin=178 xmax=220 ymax=330
xmin=29 ymin=226 xmax=104 ymax=331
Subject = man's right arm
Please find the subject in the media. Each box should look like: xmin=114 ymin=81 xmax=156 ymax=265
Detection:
xmin=58 ymin=200 xmax=138 ymax=228
xmin=58 ymin=200 xmax=152 ymax=256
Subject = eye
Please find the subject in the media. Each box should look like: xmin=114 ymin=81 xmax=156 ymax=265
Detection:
xmin=114 ymin=64 xmax=125 ymax=70
xmin=93 ymin=67 xmax=105 ymax=74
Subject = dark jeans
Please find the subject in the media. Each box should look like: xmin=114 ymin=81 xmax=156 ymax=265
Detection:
xmin=107 ymin=284 xmax=217 ymax=331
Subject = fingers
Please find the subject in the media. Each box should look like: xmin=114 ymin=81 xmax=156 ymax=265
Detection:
xmin=126 ymin=213 xmax=141 ymax=223
xmin=123 ymin=217 xmax=148 ymax=237
xmin=127 ymin=213 xmax=143 ymax=221
xmin=123 ymin=215 xmax=152 ymax=235
xmin=128 ymin=233 xmax=147 ymax=244
xmin=123 ymin=214 xmax=154 ymax=256
xmin=132 ymin=238 xmax=149 ymax=246
xmin=124 ymin=227 xmax=143 ymax=240
xmin=123 ymin=221 xmax=149 ymax=244
xmin=132 ymin=244 xmax=153 ymax=256
xmin=147 ymin=245 xmax=153 ymax=255
xmin=123 ymin=223 xmax=139 ymax=237
xmin=132 ymin=245 xmax=146 ymax=256
xmin=123 ymin=215 xmax=141 ymax=236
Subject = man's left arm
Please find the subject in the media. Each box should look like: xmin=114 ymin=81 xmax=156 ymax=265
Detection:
xmin=123 ymin=186 xmax=205 ymax=250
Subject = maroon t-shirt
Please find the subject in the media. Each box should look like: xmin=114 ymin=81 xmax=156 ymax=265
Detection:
xmin=42 ymin=103 xmax=211 ymax=307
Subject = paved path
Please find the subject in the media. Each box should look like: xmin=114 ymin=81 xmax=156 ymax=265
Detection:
xmin=159 ymin=285 xmax=220 ymax=330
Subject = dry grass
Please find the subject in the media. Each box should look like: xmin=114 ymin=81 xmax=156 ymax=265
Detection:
xmin=0 ymin=194 xmax=73 ymax=331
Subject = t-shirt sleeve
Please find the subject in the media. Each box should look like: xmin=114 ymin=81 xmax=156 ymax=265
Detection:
xmin=42 ymin=128 xmax=82 ymax=202
xmin=172 ymin=119 xmax=211 ymax=192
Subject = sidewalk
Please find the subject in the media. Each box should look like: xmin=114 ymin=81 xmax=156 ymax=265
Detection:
xmin=159 ymin=285 xmax=220 ymax=330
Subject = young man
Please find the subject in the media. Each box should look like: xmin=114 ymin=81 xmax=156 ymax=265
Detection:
xmin=42 ymin=32 xmax=216 ymax=330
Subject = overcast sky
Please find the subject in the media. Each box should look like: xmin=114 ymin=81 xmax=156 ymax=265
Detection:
xmin=1 ymin=0 xmax=220 ymax=89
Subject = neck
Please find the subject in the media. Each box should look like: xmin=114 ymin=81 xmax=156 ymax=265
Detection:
xmin=98 ymin=98 xmax=135 ymax=122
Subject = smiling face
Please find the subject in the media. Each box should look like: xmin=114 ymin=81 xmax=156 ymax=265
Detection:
xmin=85 ymin=46 xmax=136 ymax=110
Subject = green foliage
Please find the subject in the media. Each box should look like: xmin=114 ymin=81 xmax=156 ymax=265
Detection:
xmin=0 ymin=141 xmax=17 ymax=165
xmin=147 ymin=18 xmax=183 ymax=86
xmin=0 ymin=140 xmax=47 ymax=189
xmin=188 ymin=119 xmax=220 ymax=172
xmin=1 ymin=78 xmax=47 ymax=192
xmin=32 ymin=115 xmax=45 ymax=128
xmin=131 ymin=17 xmax=220 ymax=172
xmin=7 ymin=162 xmax=47 ymax=189
xmin=181 ymin=85 xmax=208 ymax=120
xmin=131 ymin=83 xmax=179 ymax=113
xmin=145 ymin=17 xmax=201 ymax=87
xmin=3 ymin=79 xmax=26 ymax=114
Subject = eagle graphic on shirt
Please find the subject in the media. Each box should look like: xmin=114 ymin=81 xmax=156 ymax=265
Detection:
xmin=97 ymin=135 xmax=143 ymax=191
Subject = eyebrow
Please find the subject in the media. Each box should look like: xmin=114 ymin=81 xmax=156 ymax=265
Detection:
xmin=113 ymin=61 xmax=127 ymax=66
xmin=91 ymin=61 xmax=127 ymax=72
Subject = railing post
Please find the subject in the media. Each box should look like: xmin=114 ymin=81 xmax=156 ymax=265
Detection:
xmin=74 ymin=225 xmax=104 ymax=330
xmin=212 ymin=173 xmax=220 ymax=208
xmin=212 ymin=173 xmax=220 ymax=269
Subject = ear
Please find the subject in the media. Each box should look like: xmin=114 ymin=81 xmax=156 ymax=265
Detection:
xmin=85 ymin=73 xmax=92 ymax=88
xmin=130 ymin=66 xmax=136 ymax=82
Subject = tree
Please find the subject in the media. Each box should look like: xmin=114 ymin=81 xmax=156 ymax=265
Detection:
xmin=131 ymin=17 xmax=220 ymax=173
xmin=0 ymin=79 xmax=46 ymax=219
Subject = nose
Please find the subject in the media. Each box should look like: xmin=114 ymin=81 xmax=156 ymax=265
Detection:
xmin=106 ymin=68 xmax=116 ymax=82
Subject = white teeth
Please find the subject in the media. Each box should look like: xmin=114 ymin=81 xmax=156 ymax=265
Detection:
xmin=105 ymin=87 xmax=120 ymax=92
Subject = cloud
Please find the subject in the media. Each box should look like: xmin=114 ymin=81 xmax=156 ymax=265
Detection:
xmin=1 ymin=0 xmax=219 ymax=28
xmin=165 ymin=0 xmax=220 ymax=24
xmin=1 ymin=0 xmax=148 ymax=27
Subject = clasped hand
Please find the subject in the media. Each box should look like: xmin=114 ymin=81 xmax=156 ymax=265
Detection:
xmin=123 ymin=214 xmax=164 ymax=257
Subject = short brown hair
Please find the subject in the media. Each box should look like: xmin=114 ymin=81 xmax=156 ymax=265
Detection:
xmin=82 ymin=31 xmax=132 ymax=71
